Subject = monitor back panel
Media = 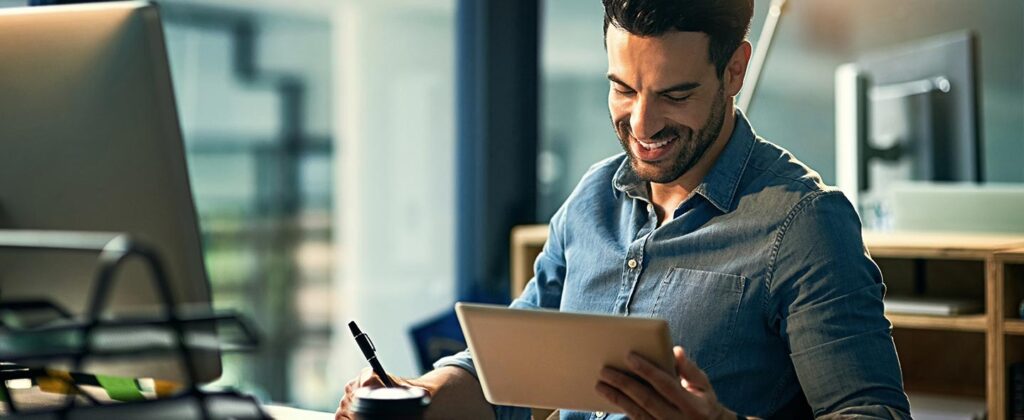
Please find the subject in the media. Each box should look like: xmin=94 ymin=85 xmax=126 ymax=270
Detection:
xmin=0 ymin=2 xmax=219 ymax=382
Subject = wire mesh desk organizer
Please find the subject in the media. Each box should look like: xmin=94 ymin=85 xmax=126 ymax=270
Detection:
xmin=0 ymin=230 xmax=265 ymax=419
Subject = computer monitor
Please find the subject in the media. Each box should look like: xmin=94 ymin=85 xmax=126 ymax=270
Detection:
xmin=835 ymin=31 xmax=981 ymax=223
xmin=0 ymin=2 xmax=220 ymax=383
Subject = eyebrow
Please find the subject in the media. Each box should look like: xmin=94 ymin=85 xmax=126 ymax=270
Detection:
xmin=606 ymin=74 xmax=633 ymax=89
xmin=606 ymin=74 xmax=701 ymax=94
xmin=656 ymin=81 xmax=702 ymax=95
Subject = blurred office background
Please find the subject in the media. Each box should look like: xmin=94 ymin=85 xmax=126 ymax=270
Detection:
xmin=539 ymin=0 xmax=1024 ymax=217
xmin=1 ymin=0 xmax=1021 ymax=413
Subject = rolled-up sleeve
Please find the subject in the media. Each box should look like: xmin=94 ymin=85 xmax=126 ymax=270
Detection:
xmin=432 ymin=205 xmax=569 ymax=420
xmin=768 ymin=190 xmax=911 ymax=418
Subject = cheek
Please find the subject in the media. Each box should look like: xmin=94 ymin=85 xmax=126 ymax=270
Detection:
xmin=666 ymin=102 xmax=709 ymax=129
xmin=608 ymin=92 xmax=631 ymax=122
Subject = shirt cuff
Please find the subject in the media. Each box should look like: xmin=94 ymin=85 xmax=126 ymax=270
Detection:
xmin=432 ymin=349 xmax=479 ymax=380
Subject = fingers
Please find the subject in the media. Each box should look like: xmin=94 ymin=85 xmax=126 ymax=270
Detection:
xmin=336 ymin=379 xmax=356 ymax=420
xmin=335 ymin=390 xmax=352 ymax=420
xmin=598 ymin=366 xmax=677 ymax=419
xmin=674 ymin=346 xmax=711 ymax=392
xmin=627 ymin=352 xmax=703 ymax=412
xmin=597 ymin=349 xmax=726 ymax=420
xmin=358 ymin=367 xmax=386 ymax=388
xmin=337 ymin=368 xmax=382 ymax=420
xmin=595 ymin=381 xmax=654 ymax=420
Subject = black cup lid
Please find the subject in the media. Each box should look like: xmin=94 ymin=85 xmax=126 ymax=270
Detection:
xmin=352 ymin=386 xmax=430 ymax=415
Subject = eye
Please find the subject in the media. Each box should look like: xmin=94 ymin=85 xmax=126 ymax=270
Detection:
xmin=664 ymin=94 xmax=691 ymax=102
xmin=611 ymin=83 xmax=635 ymax=96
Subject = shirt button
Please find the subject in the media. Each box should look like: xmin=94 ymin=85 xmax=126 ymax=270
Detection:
xmin=627 ymin=259 xmax=637 ymax=269
xmin=595 ymin=412 xmax=606 ymax=419
xmin=646 ymin=203 xmax=654 ymax=212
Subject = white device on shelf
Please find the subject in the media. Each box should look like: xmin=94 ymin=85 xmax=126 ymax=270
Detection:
xmin=884 ymin=296 xmax=983 ymax=316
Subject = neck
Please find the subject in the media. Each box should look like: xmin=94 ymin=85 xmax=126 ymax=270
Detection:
xmin=649 ymin=104 xmax=736 ymax=216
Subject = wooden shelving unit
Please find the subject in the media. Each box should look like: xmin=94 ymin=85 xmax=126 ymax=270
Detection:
xmin=1005 ymin=320 xmax=1024 ymax=336
xmin=887 ymin=313 xmax=987 ymax=332
xmin=994 ymin=247 xmax=1024 ymax=419
xmin=509 ymin=224 xmax=551 ymax=297
xmin=862 ymin=231 xmax=1024 ymax=260
xmin=865 ymin=233 xmax=1024 ymax=419
xmin=510 ymin=226 xmax=1024 ymax=419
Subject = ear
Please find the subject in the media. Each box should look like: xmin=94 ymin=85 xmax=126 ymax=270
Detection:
xmin=724 ymin=41 xmax=752 ymax=98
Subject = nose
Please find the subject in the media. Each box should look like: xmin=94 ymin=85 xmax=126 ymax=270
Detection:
xmin=629 ymin=96 xmax=664 ymax=141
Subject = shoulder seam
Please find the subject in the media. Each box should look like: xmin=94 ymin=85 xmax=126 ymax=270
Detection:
xmin=762 ymin=189 xmax=840 ymax=315
xmin=744 ymin=141 xmax=823 ymax=193
xmin=756 ymin=162 xmax=822 ymax=193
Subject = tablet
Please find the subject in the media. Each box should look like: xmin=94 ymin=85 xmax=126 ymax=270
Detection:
xmin=455 ymin=303 xmax=675 ymax=413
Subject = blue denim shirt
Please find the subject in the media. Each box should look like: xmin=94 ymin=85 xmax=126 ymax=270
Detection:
xmin=436 ymin=111 xmax=910 ymax=419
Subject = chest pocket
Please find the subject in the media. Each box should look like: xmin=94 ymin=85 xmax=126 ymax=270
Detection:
xmin=652 ymin=267 xmax=747 ymax=373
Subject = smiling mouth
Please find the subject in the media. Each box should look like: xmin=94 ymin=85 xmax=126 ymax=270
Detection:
xmin=637 ymin=136 xmax=677 ymax=150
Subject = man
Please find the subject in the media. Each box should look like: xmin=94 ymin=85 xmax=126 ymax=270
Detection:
xmin=337 ymin=0 xmax=911 ymax=418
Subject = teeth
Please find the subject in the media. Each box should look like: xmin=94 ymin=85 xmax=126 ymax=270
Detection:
xmin=638 ymin=137 xmax=674 ymax=150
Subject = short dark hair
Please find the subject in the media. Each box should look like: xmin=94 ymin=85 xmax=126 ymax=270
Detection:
xmin=603 ymin=0 xmax=754 ymax=77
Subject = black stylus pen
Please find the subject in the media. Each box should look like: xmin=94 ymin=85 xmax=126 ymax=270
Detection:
xmin=348 ymin=321 xmax=397 ymax=388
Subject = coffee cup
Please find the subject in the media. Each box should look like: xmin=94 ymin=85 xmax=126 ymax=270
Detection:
xmin=352 ymin=386 xmax=430 ymax=420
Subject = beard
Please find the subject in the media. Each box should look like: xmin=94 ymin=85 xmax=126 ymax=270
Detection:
xmin=613 ymin=85 xmax=727 ymax=184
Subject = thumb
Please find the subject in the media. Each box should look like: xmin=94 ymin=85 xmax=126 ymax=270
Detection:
xmin=674 ymin=346 xmax=711 ymax=391
xmin=358 ymin=368 xmax=386 ymax=388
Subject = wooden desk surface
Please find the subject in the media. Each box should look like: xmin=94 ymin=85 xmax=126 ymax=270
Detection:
xmin=0 ymin=386 xmax=333 ymax=419
xmin=863 ymin=230 xmax=1024 ymax=258
xmin=264 ymin=404 xmax=333 ymax=419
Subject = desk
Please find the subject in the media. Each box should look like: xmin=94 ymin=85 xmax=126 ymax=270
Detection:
xmin=264 ymin=404 xmax=333 ymax=419
xmin=0 ymin=386 xmax=332 ymax=419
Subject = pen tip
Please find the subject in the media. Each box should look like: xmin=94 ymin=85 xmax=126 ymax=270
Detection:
xmin=348 ymin=321 xmax=360 ymax=335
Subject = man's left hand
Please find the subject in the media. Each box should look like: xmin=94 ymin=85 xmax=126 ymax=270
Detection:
xmin=596 ymin=346 xmax=736 ymax=420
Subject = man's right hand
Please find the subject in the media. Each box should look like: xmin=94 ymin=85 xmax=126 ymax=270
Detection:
xmin=335 ymin=367 xmax=411 ymax=420
xmin=334 ymin=366 xmax=495 ymax=420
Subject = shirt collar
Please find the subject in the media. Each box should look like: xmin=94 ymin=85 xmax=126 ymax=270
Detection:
xmin=612 ymin=109 xmax=756 ymax=214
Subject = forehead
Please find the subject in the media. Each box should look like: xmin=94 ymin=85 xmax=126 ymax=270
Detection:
xmin=606 ymin=26 xmax=713 ymax=85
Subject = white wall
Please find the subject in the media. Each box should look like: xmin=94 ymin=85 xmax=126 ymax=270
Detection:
xmin=330 ymin=0 xmax=457 ymax=396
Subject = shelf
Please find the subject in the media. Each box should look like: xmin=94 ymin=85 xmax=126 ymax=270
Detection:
xmin=893 ymin=329 xmax=987 ymax=399
xmin=510 ymin=224 xmax=549 ymax=246
xmin=886 ymin=313 xmax=987 ymax=332
xmin=510 ymin=225 xmax=550 ymax=297
xmin=996 ymin=247 xmax=1024 ymax=264
xmin=864 ymin=231 xmax=1024 ymax=260
xmin=1005 ymin=320 xmax=1024 ymax=336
